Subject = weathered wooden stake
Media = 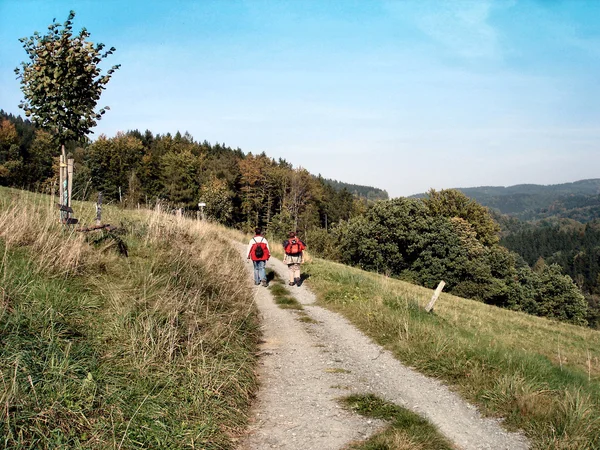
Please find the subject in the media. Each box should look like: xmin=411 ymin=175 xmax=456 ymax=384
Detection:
xmin=425 ymin=281 xmax=446 ymax=313
xmin=59 ymin=154 xmax=65 ymax=220
xmin=67 ymin=158 xmax=74 ymax=208
xmin=95 ymin=192 xmax=103 ymax=226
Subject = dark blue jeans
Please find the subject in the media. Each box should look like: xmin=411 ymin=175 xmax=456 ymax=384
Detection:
xmin=253 ymin=260 xmax=266 ymax=284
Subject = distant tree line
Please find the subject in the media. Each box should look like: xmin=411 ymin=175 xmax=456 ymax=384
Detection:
xmin=322 ymin=178 xmax=388 ymax=201
xmin=0 ymin=109 xmax=365 ymax=236
xmin=1 ymin=109 xmax=592 ymax=327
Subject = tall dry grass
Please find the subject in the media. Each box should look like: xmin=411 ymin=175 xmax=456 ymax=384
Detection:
xmin=0 ymin=188 xmax=259 ymax=449
xmin=0 ymin=191 xmax=90 ymax=276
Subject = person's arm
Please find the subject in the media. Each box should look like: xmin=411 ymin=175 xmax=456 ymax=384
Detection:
xmin=247 ymin=240 xmax=254 ymax=259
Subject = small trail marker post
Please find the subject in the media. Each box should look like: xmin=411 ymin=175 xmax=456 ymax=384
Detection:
xmin=57 ymin=153 xmax=77 ymax=225
xmin=67 ymin=158 xmax=74 ymax=211
xmin=95 ymin=192 xmax=103 ymax=226
xmin=425 ymin=281 xmax=446 ymax=313
xmin=59 ymin=154 xmax=66 ymax=221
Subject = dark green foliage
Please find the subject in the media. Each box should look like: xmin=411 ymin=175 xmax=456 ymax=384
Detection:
xmin=85 ymin=134 xmax=144 ymax=202
xmin=502 ymin=220 xmax=600 ymax=326
xmin=334 ymin=192 xmax=589 ymax=326
xmin=423 ymin=189 xmax=501 ymax=246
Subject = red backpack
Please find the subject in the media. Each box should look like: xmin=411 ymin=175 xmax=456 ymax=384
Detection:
xmin=251 ymin=238 xmax=270 ymax=261
xmin=285 ymin=238 xmax=305 ymax=255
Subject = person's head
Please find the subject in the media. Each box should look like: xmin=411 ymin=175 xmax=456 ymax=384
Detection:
xmin=255 ymin=228 xmax=262 ymax=236
xmin=288 ymin=231 xmax=296 ymax=239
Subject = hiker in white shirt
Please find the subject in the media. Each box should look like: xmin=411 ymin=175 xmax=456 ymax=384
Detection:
xmin=247 ymin=228 xmax=270 ymax=286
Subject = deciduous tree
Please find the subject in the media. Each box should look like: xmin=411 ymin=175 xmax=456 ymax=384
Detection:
xmin=15 ymin=10 xmax=119 ymax=159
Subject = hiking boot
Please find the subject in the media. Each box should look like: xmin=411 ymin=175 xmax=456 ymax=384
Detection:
xmin=254 ymin=281 xmax=260 ymax=286
xmin=295 ymin=277 xmax=301 ymax=287
xmin=289 ymin=281 xmax=295 ymax=286
xmin=261 ymin=279 xmax=268 ymax=287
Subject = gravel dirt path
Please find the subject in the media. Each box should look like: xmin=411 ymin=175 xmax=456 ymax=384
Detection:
xmin=237 ymin=245 xmax=529 ymax=450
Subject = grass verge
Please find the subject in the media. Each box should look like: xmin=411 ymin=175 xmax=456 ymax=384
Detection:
xmin=341 ymin=394 xmax=454 ymax=450
xmin=267 ymin=269 xmax=303 ymax=310
xmin=0 ymin=187 xmax=259 ymax=449
xmin=305 ymin=258 xmax=600 ymax=449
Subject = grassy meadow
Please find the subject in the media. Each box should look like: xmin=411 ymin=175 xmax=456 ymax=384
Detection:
xmin=304 ymin=259 xmax=600 ymax=449
xmin=0 ymin=187 xmax=259 ymax=449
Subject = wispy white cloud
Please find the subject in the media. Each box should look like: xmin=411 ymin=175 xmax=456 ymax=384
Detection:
xmin=384 ymin=0 xmax=511 ymax=61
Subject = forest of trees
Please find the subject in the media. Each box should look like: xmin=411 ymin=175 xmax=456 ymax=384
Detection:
xmin=501 ymin=221 xmax=600 ymax=327
xmin=0 ymin=109 xmax=367 ymax=235
xmin=1 ymin=109 xmax=595 ymax=327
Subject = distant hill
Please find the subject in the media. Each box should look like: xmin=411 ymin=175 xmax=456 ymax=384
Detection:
xmin=413 ymin=179 xmax=600 ymax=223
xmin=323 ymin=178 xmax=389 ymax=201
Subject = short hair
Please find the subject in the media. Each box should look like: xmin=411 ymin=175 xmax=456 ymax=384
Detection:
xmin=255 ymin=228 xmax=262 ymax=235
xmin=288 ymin=231 xmax=296 ymax=238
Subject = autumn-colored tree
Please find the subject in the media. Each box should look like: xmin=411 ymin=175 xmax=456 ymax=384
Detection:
xmin=238 ymin=154 xmax=272 ymax=228
xmin=0 ymin=120 xmax=22 ymax=185
xmin=28 ymin=129 xmax=57 ymax=187
xmin=285 ymin=168 xmax=321 ymax=230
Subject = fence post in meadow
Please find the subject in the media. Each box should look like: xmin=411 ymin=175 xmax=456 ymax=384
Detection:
xmin=67 ymin=158 xmax=74 ymax=212
xmin=95 ymin=192 xmax=103 ymax=226
xmin=425 ymin=281 xmax=446 ymax=313
xmin=198 ymin=202 xmax=206 ymax=221
xmin=59 ymin=154 xmax=66 ymax=221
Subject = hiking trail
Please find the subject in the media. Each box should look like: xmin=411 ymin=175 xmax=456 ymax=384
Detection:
xmin=236 ymin=244 xmax=529 ymax=450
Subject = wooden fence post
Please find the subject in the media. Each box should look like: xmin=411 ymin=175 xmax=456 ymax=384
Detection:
xmin=59 ymin=154 xmax=66 ymax=221
xmin=425 ymin=281 xmax=446 ymax=313
xmin=67 ymin=158 xmax=74 ymax=209
xmin=95 ymin=192 xmax=103 ymax=226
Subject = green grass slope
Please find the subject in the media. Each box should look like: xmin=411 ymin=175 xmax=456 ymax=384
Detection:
xmin=0 ymin=187 xmax=258 ymax=449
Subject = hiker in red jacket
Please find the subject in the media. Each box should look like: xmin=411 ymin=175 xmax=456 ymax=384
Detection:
xmin=247 ymin=228 xmax=270 ymax=287
xmin=283 ymin=231 xmax=306 ymax=286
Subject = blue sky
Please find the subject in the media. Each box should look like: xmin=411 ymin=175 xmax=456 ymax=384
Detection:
xmin=1 ymin=0 xmax=599 ymax=197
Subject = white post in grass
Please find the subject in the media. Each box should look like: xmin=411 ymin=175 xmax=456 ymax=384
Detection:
xmin=59 ymin=154 xmax=66 ymax=221
xmin=95 ymin=192 xmax=103 ymax=226
xmin=198 ymin=202 xmax=206 ymax=220
xmin=425 ymin=281 xmax=446 ymax=313
xmin=67 ymin=158 xmax=74 ymax=209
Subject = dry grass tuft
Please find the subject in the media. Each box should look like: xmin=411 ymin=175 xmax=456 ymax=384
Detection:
xmin=0 ymin=192 xmax=89 ymax=276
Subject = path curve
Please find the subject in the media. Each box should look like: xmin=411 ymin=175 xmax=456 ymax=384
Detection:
xmin=237 ymin=244 xmax=529 ymax=450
